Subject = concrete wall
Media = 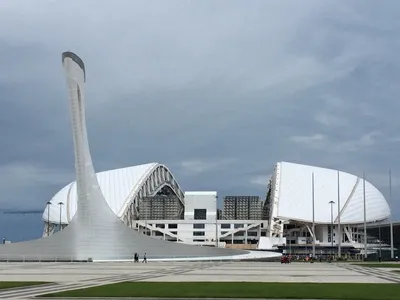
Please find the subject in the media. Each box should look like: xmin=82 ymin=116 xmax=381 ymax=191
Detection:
xmin=137 ymin=219 xmax=267 ymax=246
xmin=184 ymin=191 xmax=217 ymax=221
xmin=319 ymin=224 xmax=339 ymax=244
xmin=315 ymin=225 xmax=324 ymax=243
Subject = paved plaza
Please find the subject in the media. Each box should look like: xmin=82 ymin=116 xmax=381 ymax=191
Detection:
xmin=0 ymin=261 xmax=398 ymax=298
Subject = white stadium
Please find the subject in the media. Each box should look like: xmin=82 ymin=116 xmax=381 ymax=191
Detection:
xmin=43 ymin=162 xmax=185 ymax=234
xmin=42 ymin=161 xmax=392 ymax=256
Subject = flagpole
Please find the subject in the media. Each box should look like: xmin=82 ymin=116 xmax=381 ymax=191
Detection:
xmin=390 ymin=169 xmax=394 ymax=259
xmin=312 ymin=172 xmax=316 ymax=257
xmin=337 ymin=170 xmax=341 ymax=258
xmin=215 ymin=195 xmax=219 ymax=248
xmin=363 ymin=172 xmax=367 ymax=259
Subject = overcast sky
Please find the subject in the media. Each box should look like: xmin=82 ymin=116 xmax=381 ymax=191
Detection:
xmin=1 ymin=0 xmax=400 ymax=239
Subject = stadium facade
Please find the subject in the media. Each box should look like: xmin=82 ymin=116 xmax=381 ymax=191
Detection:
xmin=43 ymin=160 xmax=392 ymax=256
xmin=267 ymin=162 xmax=391 ymax=255
xmin=42 ymin=162 xmax=185 ymax=237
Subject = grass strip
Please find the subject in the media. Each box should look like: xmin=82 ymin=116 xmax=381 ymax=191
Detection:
xmin=41 ymin=282 xmax=400 ymax=299
xmin=0 ymin=281 xmax=49 ymax=289
xmin=354 ymin=263 xmax=400 ymax=268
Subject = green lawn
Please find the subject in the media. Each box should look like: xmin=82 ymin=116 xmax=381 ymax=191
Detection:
xmin=0 ymin=281 xmax=49 ymax=289
xmin=41 ymin=282 xmax=400 ymax=299
xmin=354 ymin=263 xmax=400 ymax=268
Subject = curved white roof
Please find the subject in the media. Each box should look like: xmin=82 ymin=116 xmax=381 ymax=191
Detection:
xmin=42 ymin=162 xmax=180 ymax=224
xmin=275 ymin=162 xmax=390 ymax=224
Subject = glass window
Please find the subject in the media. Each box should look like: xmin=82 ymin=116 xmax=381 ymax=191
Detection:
xmin=168 ymin=224 xmax=178 ymax=229
xmin=193 ymin=231 xmax=205 ymax=236
xmin=221 ymin=224 xmax=231 ymax=229
xmin=194 ymin=209 xmax=207 ymax=220
xmin=193 ymin=224 xmax=205 ymax=229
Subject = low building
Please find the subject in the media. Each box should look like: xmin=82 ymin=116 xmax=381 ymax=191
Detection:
xmin=136 ymin=192 xmax=268 ymax=249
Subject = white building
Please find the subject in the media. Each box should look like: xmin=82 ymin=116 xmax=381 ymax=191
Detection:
xmin=266 ymin=162 xmax=391 ymax=254
xmin=42 ymin=160 xmax=391 ymax=254
xmin=44 ymin=173 xmax=267 ymax=249
xmin=137 ymin=192 xmax=267 ymax=248
xmin=42 ymin=162 xmax=185 ymax=236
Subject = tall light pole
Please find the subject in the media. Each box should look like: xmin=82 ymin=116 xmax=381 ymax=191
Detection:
xmin=215 ymin=195 xmax=219 ymax=248
xmin=379 ymin=224 xmax=382 ymax=260
xmin=58 ymin=202 xmax=64 ymax=231
xmin=389 ymin=169 xmax=394 ymax=259
xmin=363 ymin=172 xmax=368 ymax=259
xmin=312 ymin=172 xmax=316 ymax=257
xmin=46 ymin=201 xmax=52 ymax=237
xmin=337 ymin=171 xmax=341 ymax=257
xmin=329 ymin=200 xmax=335 ymax=255
xmin=145 ymin=199 xmax=149 ymax=235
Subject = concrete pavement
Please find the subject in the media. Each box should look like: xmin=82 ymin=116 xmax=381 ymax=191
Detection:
xmin=0 ymin=261 xmax=397 ymax=298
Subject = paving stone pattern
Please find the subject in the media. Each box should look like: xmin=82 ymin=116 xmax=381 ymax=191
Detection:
xmin=0 ymin=261 xmax=396 ymax=299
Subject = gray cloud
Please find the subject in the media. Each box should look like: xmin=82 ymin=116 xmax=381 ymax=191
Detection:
xmin=1 ymin=0 xmax=400 ymax=240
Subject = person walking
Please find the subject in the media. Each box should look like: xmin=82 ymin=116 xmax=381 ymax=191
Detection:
xmin=142 ymin=253 xmax=147 ymax=263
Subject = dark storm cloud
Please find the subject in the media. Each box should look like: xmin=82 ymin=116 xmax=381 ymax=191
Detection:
xmin=1 ymin=0 xmax=400 ymax=225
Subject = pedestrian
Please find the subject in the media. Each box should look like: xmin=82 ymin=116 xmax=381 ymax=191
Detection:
xmin=142 ymin=253 xmax=147 ymax=263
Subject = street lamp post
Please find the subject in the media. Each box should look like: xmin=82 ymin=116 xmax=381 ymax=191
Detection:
xmin=312 ymin=173 xmax=316 ymax=258
xmin=58 ymin=202 xmax=64 ymax=231
xmin=145 ymin=199 xmax=149 ymax=235
xmin=329 ymin=201 xmax=335 ymax=256
xmin=46 ymin=201 xmax=52 ymax=237
xmin=215 ymin=195 xmax=218 ymax=248
xmin=363 ymin=172 xmax=367 ymax=259
xmin=379 ymin=225 xmax=382 ymax=260
xmin=337 ymin=171 xmax=341 ymax=258
xmin=389 ymin=169 xmax=394 ymax=259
